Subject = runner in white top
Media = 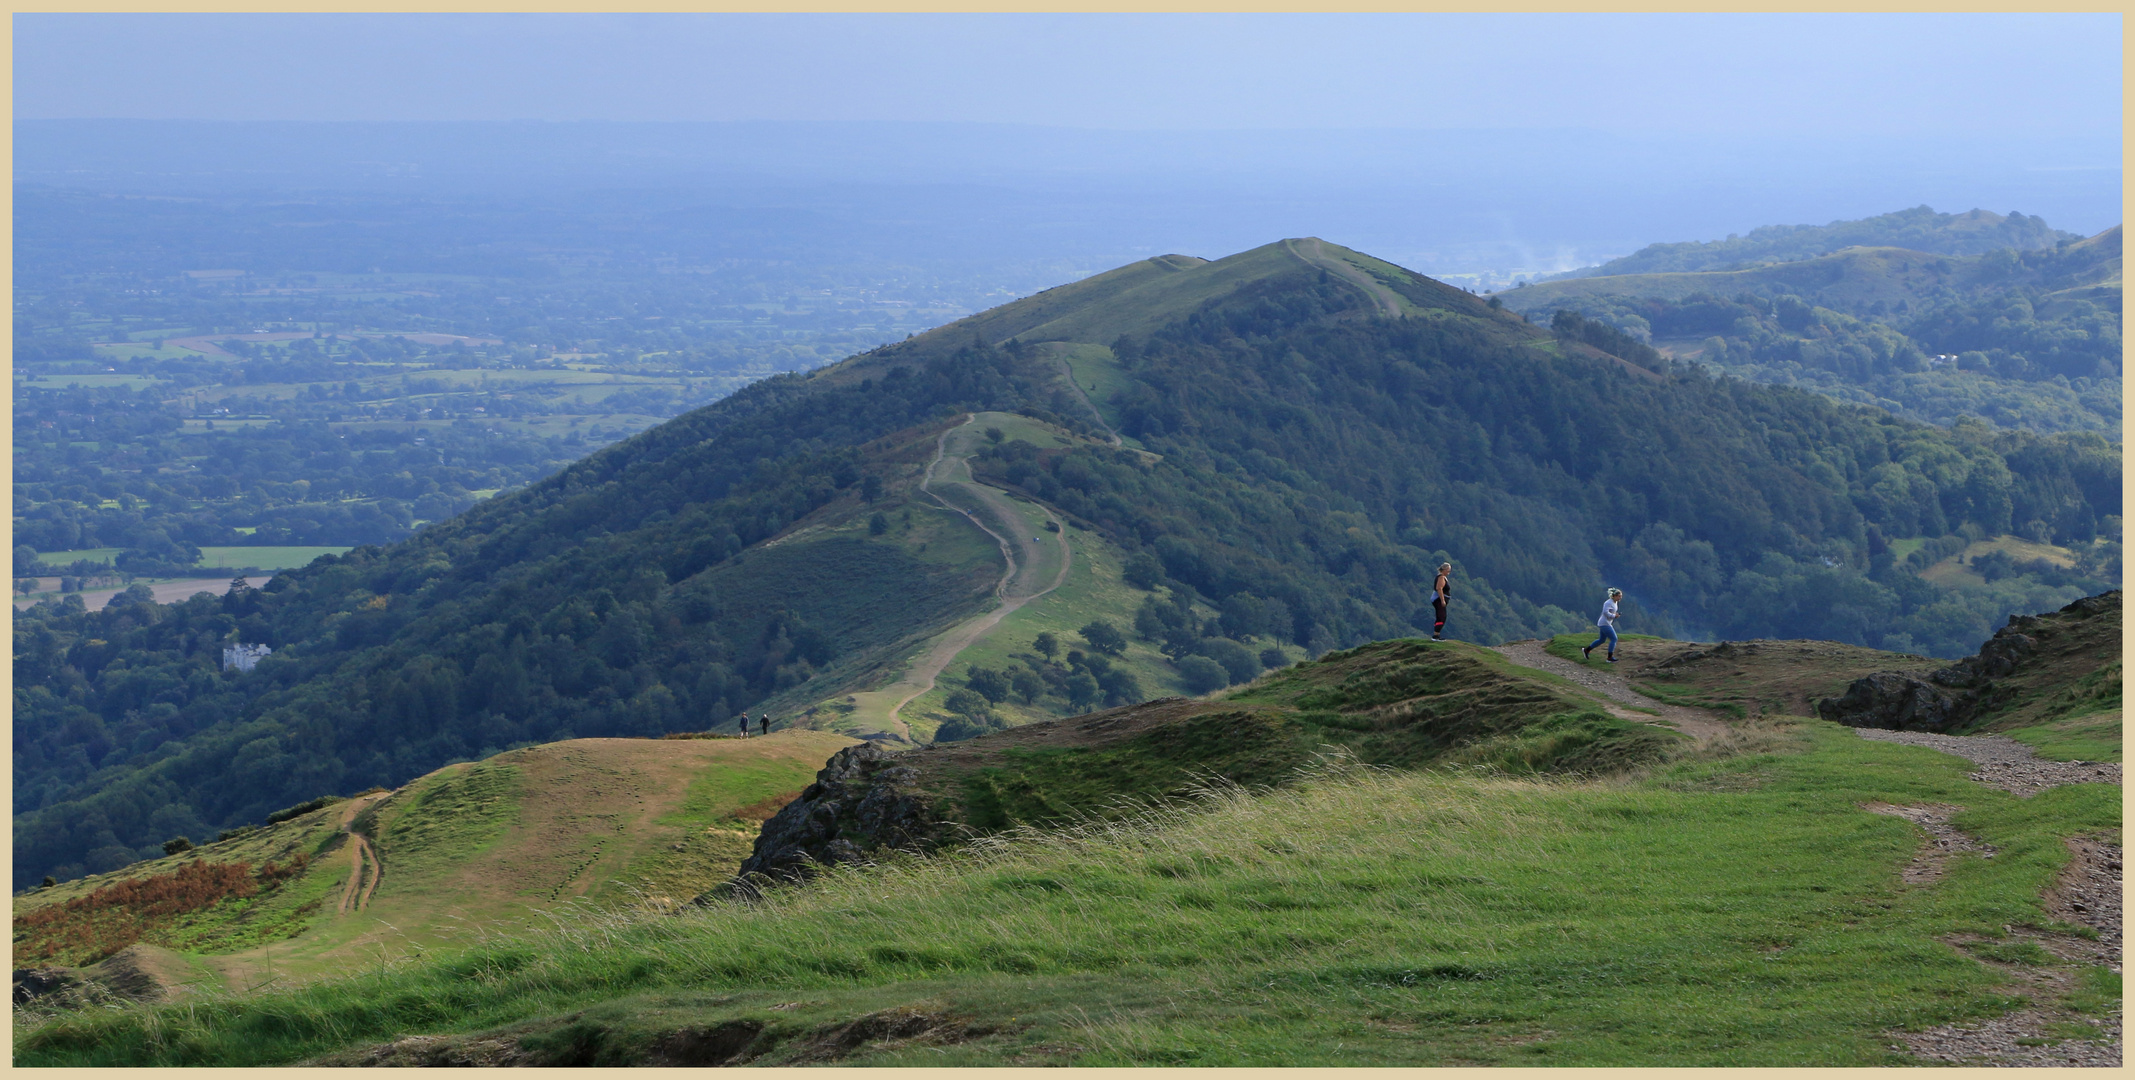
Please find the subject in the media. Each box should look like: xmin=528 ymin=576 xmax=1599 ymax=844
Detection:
xmin=1583 ymin=588 xmax=1624 ymax=663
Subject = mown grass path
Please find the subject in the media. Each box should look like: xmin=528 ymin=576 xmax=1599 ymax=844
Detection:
xmin=844 ymin=416 xmax=1073 ymax=737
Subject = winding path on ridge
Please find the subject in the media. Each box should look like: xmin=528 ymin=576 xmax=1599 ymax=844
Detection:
xmin=1490 ymin=639 xmax=1731 ymax=744
xmin=844 ymin=416 xmax=1074 ymax=739
xmin=1284 ymin=237 xmax=1404 ymax=318
xmin=335 ymin=793 xmax=388 ymax=916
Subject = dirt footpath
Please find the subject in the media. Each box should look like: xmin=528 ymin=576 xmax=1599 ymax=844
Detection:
xmin=1490 ymin=639 xmax=1732 ymax=743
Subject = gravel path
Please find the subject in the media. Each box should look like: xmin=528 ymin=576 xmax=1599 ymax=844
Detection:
xmin=1849 ymin=728 xmax=2123 ymax=798
xmin=1490 ymin=639 xmax=1731 ymax=743
xmin=1851 ymin=728 xmax=2121 ymax=1065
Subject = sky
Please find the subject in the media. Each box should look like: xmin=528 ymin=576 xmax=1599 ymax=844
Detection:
xmin=13 ymin=13 xmax=2123 ymax=139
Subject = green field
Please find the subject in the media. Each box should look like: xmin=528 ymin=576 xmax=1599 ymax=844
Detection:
xmin=16 ymin=720 xmax=2118 ymax=1067
xmin=195 ymin=547 xmax=353 ymax=571
xmin=34 ymin=548 xmax=125 ymax=566
xmin=18 ymin=372 xmax=169 ymax=390
xmin=92 ymin=343 xmax=213 ymax=360
xmin=177 ymin=418 xmax=279 ymax=434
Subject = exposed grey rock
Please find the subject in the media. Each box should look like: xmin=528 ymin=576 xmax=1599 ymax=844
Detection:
xmin=1817 ymin=671 xmax=1968 ymax=731
xmin=711 ymin=742 xmax=949 ymax=898
xmin=12 ymin=967 xmax=85 ymax=1007
xmin=1817 ymin=590 xmax=2115 ymax=731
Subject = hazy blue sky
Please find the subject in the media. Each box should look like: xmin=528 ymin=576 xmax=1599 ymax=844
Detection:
xmin=14 ymin=13 xmax=2121 ymax=137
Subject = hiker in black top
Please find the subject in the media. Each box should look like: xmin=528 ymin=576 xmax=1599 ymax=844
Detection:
xmin=1431 ymin=563 xmax=1453 ymax=640
xmin=759 ymin=714 xmax=771 ymax=737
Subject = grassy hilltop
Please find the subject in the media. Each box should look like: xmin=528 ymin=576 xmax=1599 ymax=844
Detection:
xmin=14 ymin=607 xmax=2119 ymax=1067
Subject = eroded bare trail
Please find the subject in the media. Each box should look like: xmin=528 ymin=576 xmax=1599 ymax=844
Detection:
xmin=843 ymin=416 xmax=1074 ymax=737
xmin=1850 ymin=727 xmax=2123 ymax=797
xmin=335 ymin=793 xmax=387 ymax=916
xmin=1490 ymin=639 xmax=1731 ymax=743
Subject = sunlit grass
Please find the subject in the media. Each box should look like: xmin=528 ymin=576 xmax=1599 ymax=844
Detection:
xmin=16 ymin=725 xmax=2118 ymax=1066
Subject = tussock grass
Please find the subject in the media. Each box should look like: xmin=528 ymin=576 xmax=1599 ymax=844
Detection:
xmin=15 ymin=727 xmax=2119 ymax=1067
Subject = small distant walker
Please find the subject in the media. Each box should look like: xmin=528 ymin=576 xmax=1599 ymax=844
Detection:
xmin=1583 ymin=588 xmax=1624 ymax=663
xmin=1430 ymin=562 xmax=1453 ymax=640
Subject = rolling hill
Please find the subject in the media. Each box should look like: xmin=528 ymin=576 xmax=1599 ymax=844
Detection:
xmin=1500 ymin=225 xmax=2122 ymax=435
xmin=13 ymin=237 xmax=2120 ymax=884
xmin=1549 ymin=206 xmax=2077 ymax=280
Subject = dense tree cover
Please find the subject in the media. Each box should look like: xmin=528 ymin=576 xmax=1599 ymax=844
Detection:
xmin=1511 ymin=228 xmax=2122 ymax=436
xmin=12 ymin=340 xmax=1059 ymax=881
xmin=1556 ymin=206 xmax=2073 ymax=279
xmin=976 ymin=279 xmax=2117 ymax=658
xmin=13 ymin=384 xmax=555 ymax=558
xmin=13 ymin=255 xmax=2120 ymax=883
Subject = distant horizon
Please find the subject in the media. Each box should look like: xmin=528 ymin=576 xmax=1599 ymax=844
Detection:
xmin=15 ymin=117 xmax=2119 ymax=277
xmin=14 ymin=14 xmax=2118 ymax=138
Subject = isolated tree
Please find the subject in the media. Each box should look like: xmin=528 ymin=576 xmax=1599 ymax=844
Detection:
xmin=1079 ymin=620 xmax=1128 ymax=657
xmin=965 ymin=665 xmax=1010 ymax=704
xmin=1032 ymin=631 xmax=1059 ymax=660
xmin=1123 ymin=552 xmax=1164 ymax=590
xmin=1010 ymin=668 xmax=1046 ymax=704
xmin=1176 ymin=655 xmax=1229 ymax=695
xmin=1063 ymin=672 xmax=1102 ymax=712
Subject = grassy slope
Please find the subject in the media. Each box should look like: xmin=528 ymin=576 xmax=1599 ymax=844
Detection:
xmin=897 ymin=237 xmax=1507 ymax=353
xmin=1917 ymin=535 xmax=2082 ymax=588
xmin=18 ymin=722 xmax=2118 ymax=1066
xmin=12 ymin=732 xmax=858 ymax=988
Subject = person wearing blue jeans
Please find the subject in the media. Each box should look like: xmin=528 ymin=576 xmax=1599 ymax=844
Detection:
xmin=1583 ymin=588 xmax=1623 ymax=662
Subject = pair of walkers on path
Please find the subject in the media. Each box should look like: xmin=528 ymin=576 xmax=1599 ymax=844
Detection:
xmin=736 ymin=713 xmax=772 ymax=737
xmin=1426 ymin=564 xmax=1625 ymax=663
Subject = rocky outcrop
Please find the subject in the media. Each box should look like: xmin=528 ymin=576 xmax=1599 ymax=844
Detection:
xmin=12 ymin=967 xmax=88 ymax=1007
xmin=714 ymin=743 xmax=951 ymax=897
xmin=1816 ymin=671 xmax=1968 ymax=731
xmin=1817 ymin=591 xmax=2117 ymax=731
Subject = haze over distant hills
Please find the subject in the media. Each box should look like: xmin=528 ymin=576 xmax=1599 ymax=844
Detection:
xmin=15 ymin=120 xmax=2123 ymax=279
xmin=1547 ymin=206 xmax=2078 ymax=280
